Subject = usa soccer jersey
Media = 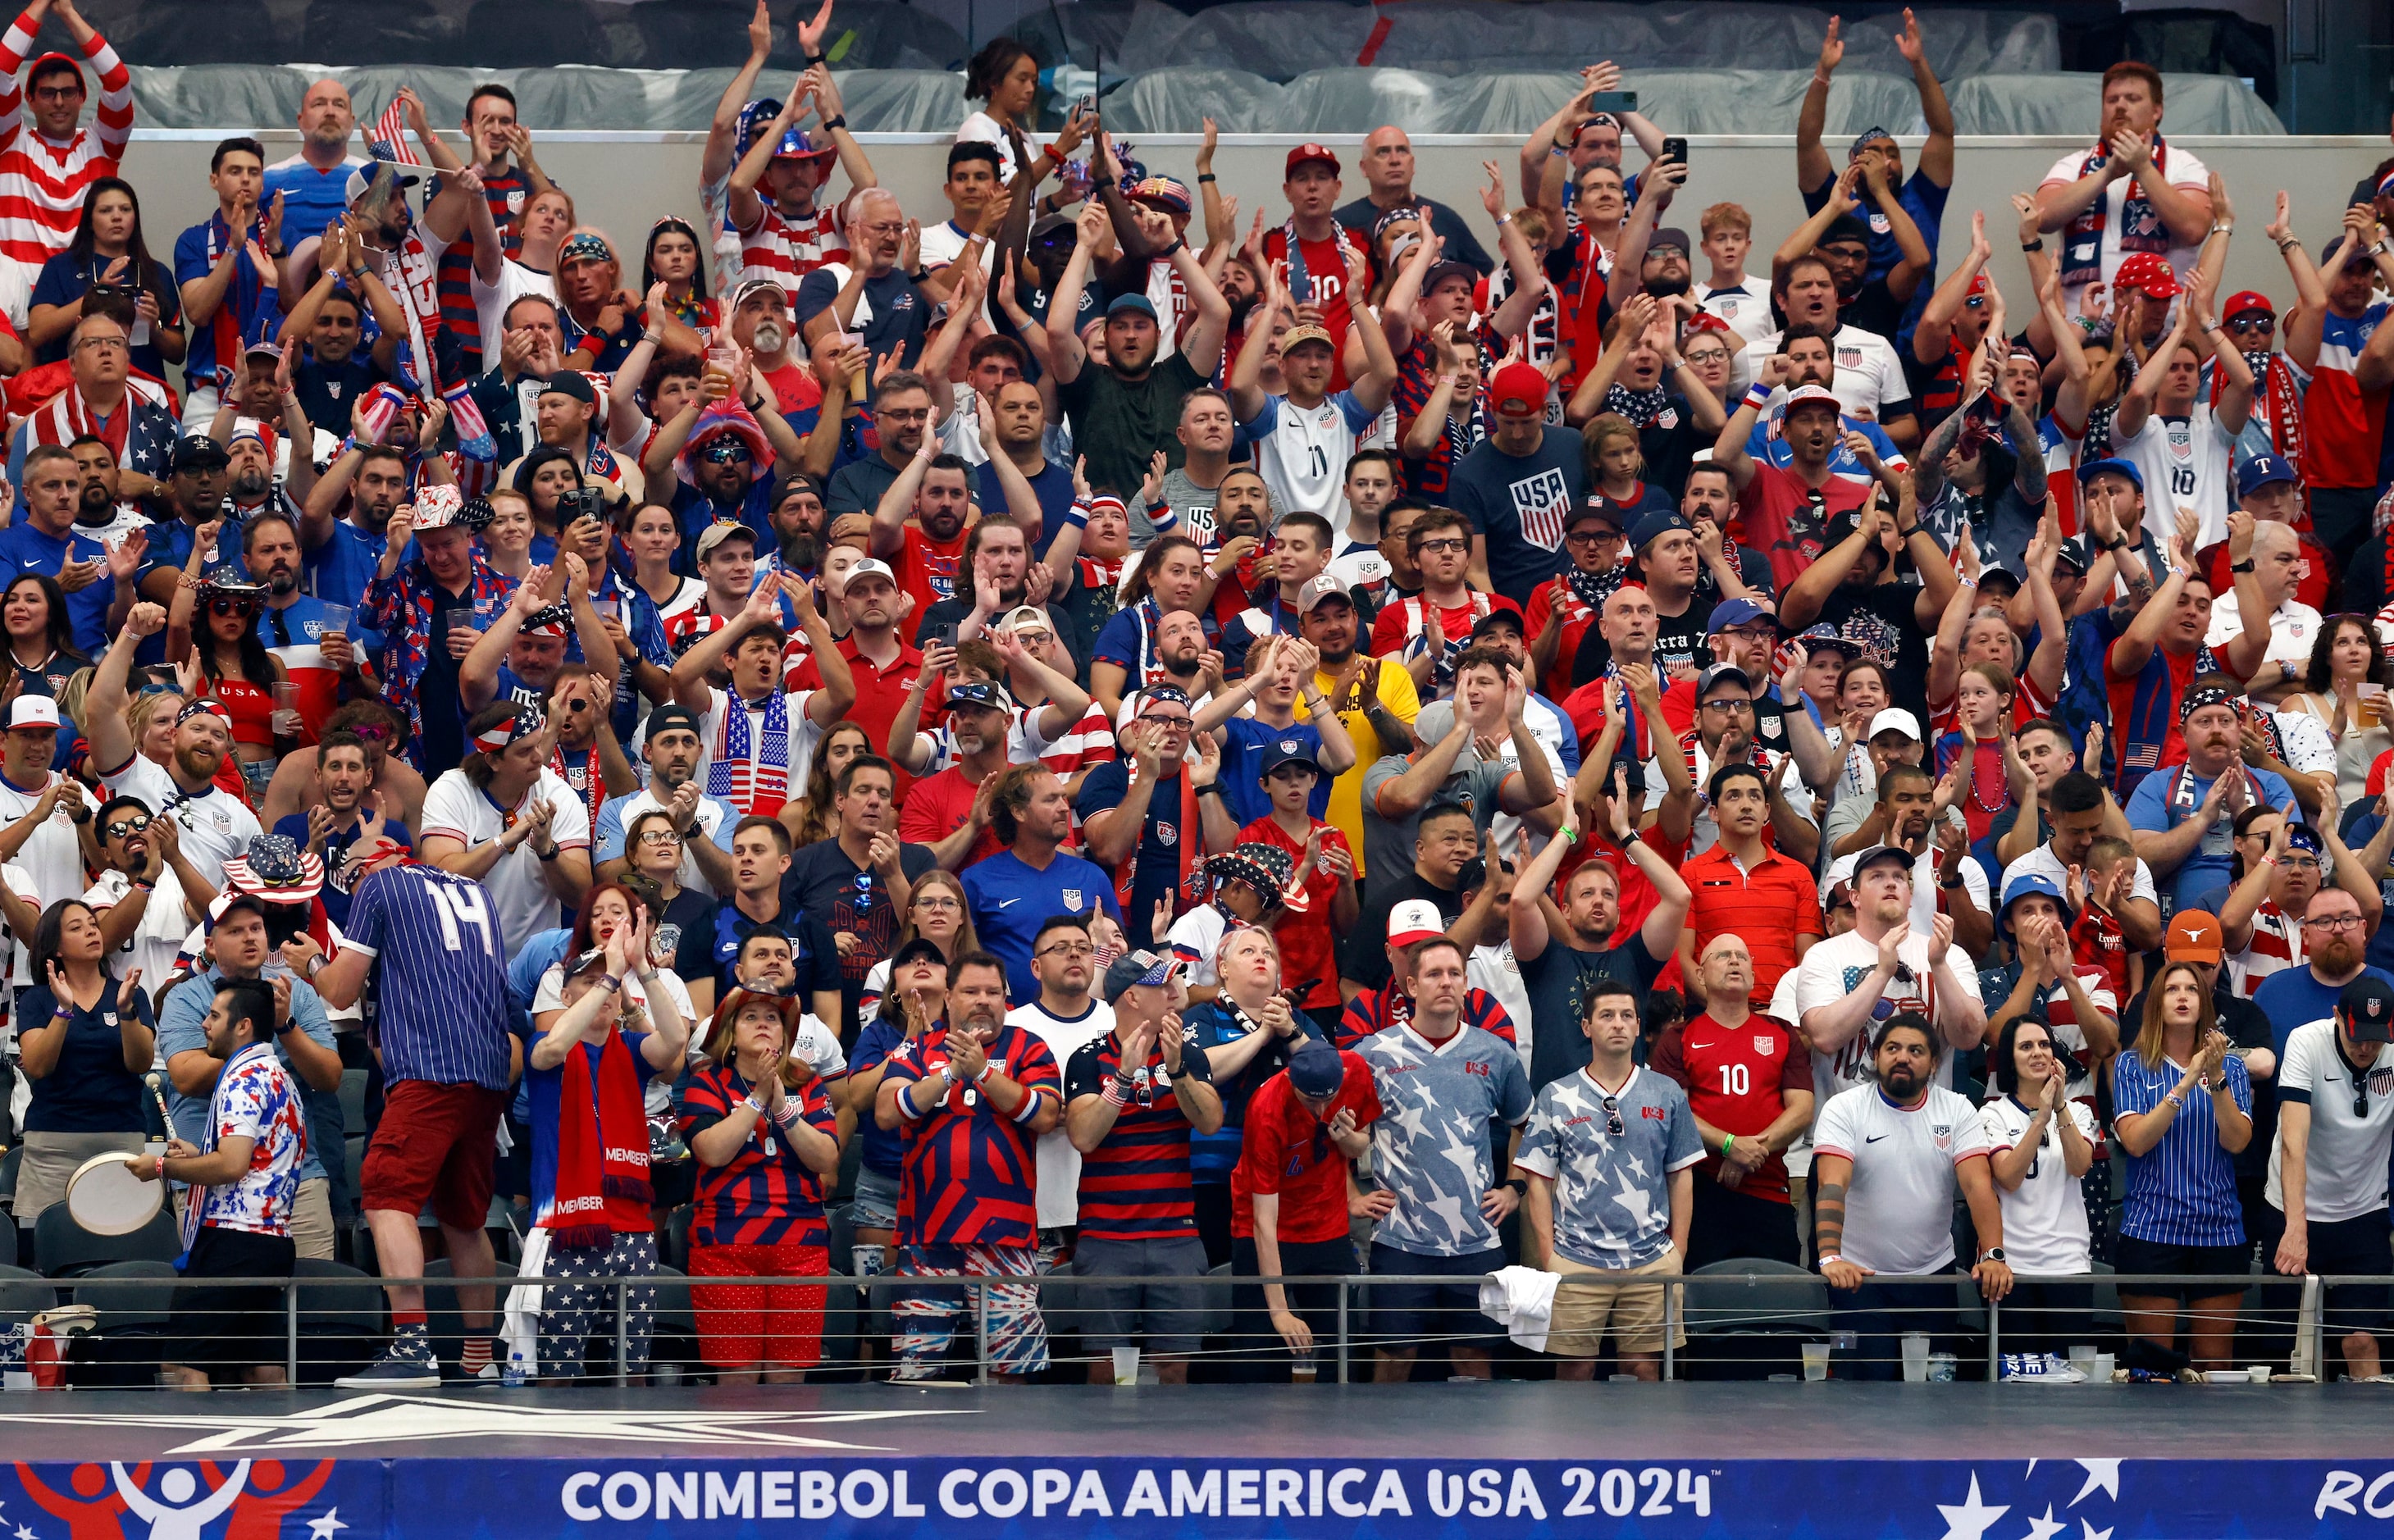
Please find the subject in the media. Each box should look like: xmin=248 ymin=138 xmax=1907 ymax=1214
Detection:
xmin=882 ymin=1022 xmax=1061 ymax=1250
xmin=677 ymin=1062 xmax=838 ymax=1248
xmin=1354 ymin=1023 xmax=1531 ymax=1257
xmin=1063 ymin=1027 xmax=1216 ymax=1240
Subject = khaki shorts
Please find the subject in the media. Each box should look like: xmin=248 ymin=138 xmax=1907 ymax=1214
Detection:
xmin=1548 ymin=1251 xmax=1685 ymax=1357
xmin=290 ymin=1177 xmax=335 ymax=1261
xmin=13 ymin=1130 xmax=148 ymax=1222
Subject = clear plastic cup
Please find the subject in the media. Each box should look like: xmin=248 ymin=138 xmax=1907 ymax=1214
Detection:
xmin=1290 ymin=1347 xmax=1316 ymax=1384
xmin=271 ymin=682 xmax=303 ymax=739
xmin=317 ymin=604 xmax=351 ymax=639
xmin=1111 ymin=1346 xmax=1140 ymax=1386
xmin=1801 ymin=1342 xmax=1830 ymax=1381
xmin=1900 ymin=1333 xmax=1931 ymax=1383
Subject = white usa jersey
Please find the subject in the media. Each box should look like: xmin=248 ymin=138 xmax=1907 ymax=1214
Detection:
xmin=1247 ymin=390 xmax=1380 ymax=537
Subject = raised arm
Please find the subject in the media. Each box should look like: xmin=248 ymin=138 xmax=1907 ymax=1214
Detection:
xmin=2268 ymin=193 xmax=2330 ymax=373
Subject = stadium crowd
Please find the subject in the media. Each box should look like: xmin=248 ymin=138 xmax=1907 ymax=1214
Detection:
xmin=0 ymin=0 xmax=2391 ymax=1390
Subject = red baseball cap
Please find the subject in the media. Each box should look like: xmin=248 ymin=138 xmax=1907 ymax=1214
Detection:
xmin=1284 ymin=143 xmax=1340 ymax=177
xmin=1489 ymin=362 xmax=1549 ymax=416
xmin=1684 ymin=312 xmax=1732 ymax=336
xmin=2113 ymin=251 xmax=2181 ymax=299
xmin=1966 ymin=271 xmax=1991 ymax=298
xmin=2223 ymin=290 xmax=2275 ymax=321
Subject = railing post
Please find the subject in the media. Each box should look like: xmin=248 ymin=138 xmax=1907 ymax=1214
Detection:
xmin=974 ymin=1278 xmax=991 ymax=1386
xmin=1986 ymin=1292 xmax=2000 ymax=1382
xmin=1335 ymin=1278 xmax=1349 ymax=1384
xmin=2310 ymin=1275 xmax=2328 ymax=1382
xmin=1661 ymin=1277 xmax=1674 ymax=1382
xmin=286 ymin=1281 xmax=299 ymax=1387
xmin=615 ymin=1277 xmax=629 ymax=1387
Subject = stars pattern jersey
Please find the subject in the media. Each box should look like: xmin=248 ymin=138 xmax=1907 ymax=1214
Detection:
xmin=1352 ymin=1022 xmax=1531 ymax=1257
xmin=1514 ymin=1065 xmax=1703 ymax=1268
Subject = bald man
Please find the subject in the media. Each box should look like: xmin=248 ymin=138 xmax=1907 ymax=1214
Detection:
xmin=265 ymin=78 xmax=367 ymax=243
xmin=2206 ymin=514 xmax=2323 ymax=713
xmin=1334 ymin=126 xmax=1494 ymax=276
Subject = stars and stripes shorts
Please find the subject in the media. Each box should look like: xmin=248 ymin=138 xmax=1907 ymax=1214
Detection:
xmin=891 ymin=1242 xmax=1049 ymax=1378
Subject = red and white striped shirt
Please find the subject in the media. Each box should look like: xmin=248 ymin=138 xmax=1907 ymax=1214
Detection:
xmin=2228 ymin=900 xmax=2304 ymax=1000
xmin=1023 ymin=699 xmax=1115 ymax=852
xmin=736 ymin=199 xmax=849 ymax=303
xmin=0 ymin=11 xmax=130 ymax=278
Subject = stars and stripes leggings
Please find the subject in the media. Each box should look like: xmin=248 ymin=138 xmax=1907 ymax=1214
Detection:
xmin=539 ymin=1232 xmax=659 ymax=1378
xmin=891 ymin=1243 xmax=1049 ymax=1379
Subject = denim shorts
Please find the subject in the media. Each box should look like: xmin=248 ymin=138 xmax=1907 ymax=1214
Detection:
xmin=851 ymin=1164 xmax=900 ymax=1231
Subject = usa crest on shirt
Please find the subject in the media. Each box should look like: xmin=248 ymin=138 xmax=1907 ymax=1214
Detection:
xmin=1509 ymin=467 xmax=1571 ymax=550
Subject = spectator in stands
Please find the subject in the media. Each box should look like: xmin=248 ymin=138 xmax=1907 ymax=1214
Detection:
xmin=264 ymin=79 xmax=364 ymax=241
xmin=1062 ymin=948 xmax=1221 ymax=1383
xmin=1049 ymin=200 xmax=1232 ymax=504
xmin=2254 ymin=882 xmax=2394 ymax=1048
xmin=2112 ymin=959 xmax=2254 ymax=1371
xmin=957 ymin=38 xmax=1085 ymax=189
xmin=86 ymin=606 xmax=263 ymax=871
xmin=1813 ymin=1013 xmax=2012 ymax=1378
xmin=30 ymin=175 xmax=177 ymax=380
xmin=175 ymin=140 xmax=284 ymax=429
xmin=1679 ymin=757 xmax=1822 ymax=1005
xmin=0 ymin=441 xmax=135 ymax=656
xmin=1003 ymin=914 xmax=1113 ymax=1264
xmin=2035 ymin=62 xmax=2214 ymax=316
xmin=1518 ymin=975 xmax=1700 ymax=1378
xmin=732 ymin=67 xmax=874 ymax=306
xmin=1981 ymin=1014 xmax=2100 ymax=1362
xmin=1448 ymin=361 xmax=1582 ymax=602
xmin=667 ymin=576 xmax=853 ymax=819
xmin=1082 ymin=687 xmax=1234 ymax=951
xmin=964 ymin=763 xmax=1122 ymax=1003
xmin=1794 ymin=845 xmax=1986 ymax=1105
xmin=156 ymin=890 xmax=341 ymax=1258
xmin=135 ymin=976 xmax=303 ymax=1389
xmin=1231 ymin=1036 xmax=1376 ymax=1381
xmin=1181 ymin=928 xmax=1323 ymax=1264
xmin=1652 ymin=936 xmax=1814 ymax=1269
xmin=12 ymin=313 xmax=176 ymax=517
xmin=419 ymin=701 xmax=592 ymax=958
xmin=1357 ymin=936 xmax=1530 ymax=1381
xmin=876 ymin=950 xmax=1063 ymax=1383
xmin=0 ymin=0 xmax=131 ymax=293
xmin=592 ymin=704 xmax=737 ymax=898
xmin=2274 ymin=616 xmax=2393 ymax=810
xmin=2127 ymin=677 xmax=2298 ymax=912
xmin=846 ymin=932 xmax=947 ymax=1287
xmin=678 ymin=984 xmax=842 ymax=1385
xmin=1338 ymin=127 xmax=1493 ymax=276
xmin=2287 ymin=222 xmax=2394 ymax=563
xmin=524 ymin=913 xmax=686 ymax=1383
xmin=11 ymin=896 xmax=152 ymax=1223
xmin=2110 ymin=277 xmax=2250 ymax=554
xmin=303 ymin=834 xmax=512 ymax=1386
xmin=1231 ymin=267 xmax=1400 ymax=527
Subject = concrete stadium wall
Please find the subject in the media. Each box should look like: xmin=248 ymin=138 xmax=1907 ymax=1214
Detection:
xmin=120 ymin=130 xmax=2392 ymax=308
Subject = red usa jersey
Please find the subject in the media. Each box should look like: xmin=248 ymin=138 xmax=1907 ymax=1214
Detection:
xmin=1649 ymin=1012 xmax=1811 ymax=1201
xmin=882 ymin=1022 xmax=1060 ymax=1250
xmin=738 ymin=199 xmax=850 ymax=302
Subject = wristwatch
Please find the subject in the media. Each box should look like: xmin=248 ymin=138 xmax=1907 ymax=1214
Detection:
xmin=2229 ymin=558 xmax=2255 ymax=573
xmin=1978 ymin=1247 xmax=2006 ymax=1264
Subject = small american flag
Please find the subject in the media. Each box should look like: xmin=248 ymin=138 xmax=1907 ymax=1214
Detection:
xmin=370 ymin=97 xmax=422 ymax=166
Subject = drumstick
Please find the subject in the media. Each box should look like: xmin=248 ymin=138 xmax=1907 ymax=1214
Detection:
xmin=141 ymin=1070 xmax=173 ymax=1137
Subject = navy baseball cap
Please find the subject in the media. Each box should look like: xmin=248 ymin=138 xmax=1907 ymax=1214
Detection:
xmin=1287 ymin=1040 xmax=1347 ymax=1098
xmin=1627 ymin=509 xmax=1692 ymax=550
xmin=2053 ymin=536 xmax=2093 ymax=575
xmin=1106 ymin=294 xmax=1159 ymax=321
xmin=1707 ymin=597 xmax=1776 ymax=635
xmin=2077 ymin=457 xmax=2143 ymax=492
xmin=2237 ymin=453 xmax=2298 ymax=499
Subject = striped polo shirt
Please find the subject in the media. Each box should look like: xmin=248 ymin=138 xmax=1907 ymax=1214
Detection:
xmin=342 ymin=861 xmax=513 ymax=1091
xmin=1062 ymin=1027 xmax=1217 ymax=1241
xmin=2228 ymin=901 xmax=2304 ymax=1000
xmin=1682 ymin=844 xmax=1822 ymax=1003
xmin=2114 ymin=1048 xmax=2252 ymax=1246
xmin=675 ymin=1061 xmax=838 ymax=1248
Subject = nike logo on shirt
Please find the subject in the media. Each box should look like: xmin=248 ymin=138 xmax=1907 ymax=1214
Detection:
xmin=994 ymin=897 xmax=1021 ymax=909
xmin=1865 ymin=1133 xmax=1890 ymax=1143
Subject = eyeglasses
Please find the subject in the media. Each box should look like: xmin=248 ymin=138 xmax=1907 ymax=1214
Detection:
xmin=1565 ymin=530 xmax=1620 ymax=545
xmin=1683 ymin=348 xmax=1731 ymax=365
xmin=103 ymin=815 xmax=150 ymax=838
xmin=635 ymin=829 xmax=682 ymax=846
xmin=1012 ymin=631 xmax=1054 ymax=650
xmin=71 ymin=336 xmax=127 ymax=353
xmin=2278 ymin=855 xmax=2320 ymax=872
xmin=208 ymin=598 xmax=259 ymax=617
xmin=1600 ymin=1095 xmax=1624 ymax=1137
xmin=1142 ymin=713 xmax=1192 ymax=728
xmin=2304 ymin=914 xmax=2364 ymax=932
xmin=1416 ymin=537 xmax=1468 ymax=555
xmin=1037 ymin=941 xmax=1096 ymax=959
xmin=876 ymin=407 xmax=931 ymax=422
xmin=914 ymin=895 xmax=961 ymax=913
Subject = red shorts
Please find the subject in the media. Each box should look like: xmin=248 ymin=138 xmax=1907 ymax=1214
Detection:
xmin=361 ymin=1081 xmax=508 ymax=1232
xmin=688 ymin=1240 xmax=828 ymax=1370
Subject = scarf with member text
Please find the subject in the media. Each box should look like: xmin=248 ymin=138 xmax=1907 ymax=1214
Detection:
xmin=2061 ymin=134 xmax=2171 ymax=289
xmin=542 ymin=1027 xmax=652 ymax=1246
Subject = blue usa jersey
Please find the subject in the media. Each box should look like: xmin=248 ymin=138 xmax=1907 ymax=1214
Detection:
xmin=960 ymin=850 xmax=1122 ymax=1006
xmin=344 ymin=861 xmax=513 ymax=1091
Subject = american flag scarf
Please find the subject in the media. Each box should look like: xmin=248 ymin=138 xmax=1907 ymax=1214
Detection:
xmin=708 ymin=690 xmax=792 ymax=816
xmin=2061 ymin=135 xmax=2170 ymax=289
xmin=30 ymin=376 xmax=164 ymax=458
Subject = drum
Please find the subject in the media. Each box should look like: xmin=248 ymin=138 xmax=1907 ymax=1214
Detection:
xmin=65 ymin=1150 xmax=163 ymax=1236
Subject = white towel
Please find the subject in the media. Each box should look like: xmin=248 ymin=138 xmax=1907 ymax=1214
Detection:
xmin=1479 ymin=1264 xmax=1561 ymax=1353
xmin=500 ymin=1227 xmax=550 ymax=1374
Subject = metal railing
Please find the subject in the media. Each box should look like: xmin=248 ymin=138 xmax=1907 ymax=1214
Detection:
xmin=2 ymin=1269 xmax=2368 ymax=1388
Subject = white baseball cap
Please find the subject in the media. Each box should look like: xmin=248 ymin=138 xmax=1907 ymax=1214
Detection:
xmin=4 ymin=695 xmax=60 ymax=731
xmin=842 ymin=558 xmax=896 ymax=590
xmin=1387 ymin=899 xmax=1447 ymax=948
xmin=1867 ymin=708 xmax=1923 ymax=742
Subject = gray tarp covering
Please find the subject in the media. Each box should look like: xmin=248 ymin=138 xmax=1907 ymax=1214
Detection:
xmin=125 ymin=63 xmax=2285 ymax=137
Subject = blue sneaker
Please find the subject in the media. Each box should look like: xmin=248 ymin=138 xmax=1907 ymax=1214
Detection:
xmin=335 ymin=1340 xmax=442 ymax=1390
xmin=2001 ymin=1352 xmax=2087 ymax=1383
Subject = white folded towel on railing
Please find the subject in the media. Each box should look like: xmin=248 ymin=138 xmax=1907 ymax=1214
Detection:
xmin=1479 ymin=1265 xmax=1560 ymax=1353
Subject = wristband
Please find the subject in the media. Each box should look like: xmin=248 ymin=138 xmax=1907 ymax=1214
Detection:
xmin=52 ymin=1005 xmax=72 ymax=1020
xmin=820 ymin=114 xmax=847 ymax=131
xmin=1503 ymin=1178 xmax=1527 ymax=1196
xmin=1495 ymin=212 xmax=1512 ymax=226
xmin=1102 ymin=1079 xmax=1129 ymax=1108
xmin=975 ymin=1063 xmax=995 ymax=1086
xmin=1719 ymin=1132 xmax=1736 ymax=1158
xmin=1012 ymin=1089 xmax=1045 ymax=1124
xmin=1618 ymin=826 xmax=1642 ymax=848
xmin=773 ymin=1100 xmax=803 ymax=1128
xmin=1058 ymin=499 xmax=1090 ymax=531
xmin=1091 ymin=175 xmax=1115 ymax=191
xmin=895 ymin=1080 xmax=924 ymax=1119
xmin=598 ymin=973 xmax=622 ymax=993
xmin=742 ymin=1092 xmax=767 ymax=1116
xmin=1044 ymin=141 xmax=1066 ymax=162
xmin=805 ymin=49 xmax=828 ymax=66
xmin=536 ymin=844 xmax=561 ymax=862
xmin=1197 ymin=172 xmax=1217 ymax=184
xmin=1197 ymin=782 xmax=1224 ymax=797
xmin=1742 ymin=383 xmax=1772 ymax=411
xmin=1817 ymin=1254 xmax=1843 ymax=1268
xmin=2021 ymin=239 xmax=2044 ymax=253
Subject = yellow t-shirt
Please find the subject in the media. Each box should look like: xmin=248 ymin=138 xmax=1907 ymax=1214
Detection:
xmin=1303 ymin=658 xmax=1421 ymax=878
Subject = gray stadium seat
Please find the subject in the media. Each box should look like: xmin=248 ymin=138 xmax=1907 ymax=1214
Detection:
xmin=35 ymin=1201 xmax=181 ymax=1279
xmin=0 ymin=1264 xmax=57 ymax=1326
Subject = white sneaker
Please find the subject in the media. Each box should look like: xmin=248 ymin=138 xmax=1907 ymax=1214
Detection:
xmin=2001 ymin=1353 xmax=2087 ymax=1383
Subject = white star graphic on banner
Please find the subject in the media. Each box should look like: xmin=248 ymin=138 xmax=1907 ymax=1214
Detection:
xmin=2070 ymin=1460 xmax=2121 ymax=1506
xmin=16 ymin=1524 xmax=39 ymax=1540
xmin=1936 ymin=1474 xmax=2010 ymax=1540
xmin=308 ymin=1510 xmax=349 ymax=1540
xmin=2080 ymin=1523 xmax=2112 ymax=1540
xmin=0 ymin=1394 xmax=978 ymax=1455
xmin=2021 ymin=1503 xmax=2066 ymax=1540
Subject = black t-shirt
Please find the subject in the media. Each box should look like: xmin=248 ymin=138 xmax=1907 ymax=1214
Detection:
xmin=1817 ymin=581 xmax=1931 ymax=718
xmin=780 ymin=836 xmax=941 ymax=1031
xmin=417 ymin=589 xmax=473 ymax=778
xmin=1637 ymin=399 xmax=1713 ymax=496
xmin=1520 ymin=932 xmax=1670 ymax=1091
xmin=672 ymin=897 xmax=843 ymax=1006
xmin=1343 ymin=869 xmax=1465 ymax=992
xmin=1838 ymin=278 xmax=1908 ymax=347
xmin=1056 ymin=351 xmax=1208 ymax=513
xmin=294 ymin=355 xmax=388 ymax=440
xmin=1571 ymin=591 xmax=1716 ymax=687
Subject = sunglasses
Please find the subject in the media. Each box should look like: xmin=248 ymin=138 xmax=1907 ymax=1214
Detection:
xmin=1601 ymin=1095 xmax=1625 ymax=1137
xmin=132 ymin=681 xmax=176 ymax=699
xmin=208 ymin=598 xmax=259 ymax=617
xmin=103 ymin=815 xmax=150 ymax=838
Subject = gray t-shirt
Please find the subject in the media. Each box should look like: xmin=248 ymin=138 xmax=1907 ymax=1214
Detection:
xmin=1156 ymin=467 xmax=1223 ymax=549
xmin=1515 ymin=1064 xmax=1703 ymax=1269
xmin=1354 ymin=1023 xmax=1532 ymax=1258
xmin=1360 ymin=750 xmax=1509 ymax=906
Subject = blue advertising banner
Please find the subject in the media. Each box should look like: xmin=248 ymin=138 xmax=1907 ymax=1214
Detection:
xmin=16 ymin=1455 xmax=2394 ymax=1538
